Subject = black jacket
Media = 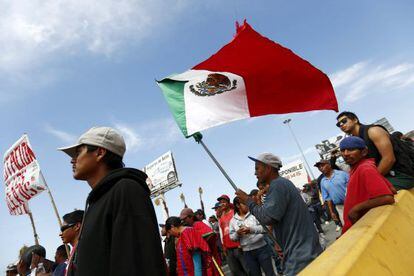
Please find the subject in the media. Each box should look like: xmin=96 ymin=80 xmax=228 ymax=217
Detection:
xmin=71 ymin=168 xmax=166 ymax=276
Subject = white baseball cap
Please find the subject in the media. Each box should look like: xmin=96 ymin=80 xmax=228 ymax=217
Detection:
xmin=58 ymin=126 xmax=126 ymax=158
xmin=248 ymin=152 xmax=282 ymax=169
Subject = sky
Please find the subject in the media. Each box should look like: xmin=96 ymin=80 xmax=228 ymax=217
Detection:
xmin=1 ymin=0 xmax=414 ymax=268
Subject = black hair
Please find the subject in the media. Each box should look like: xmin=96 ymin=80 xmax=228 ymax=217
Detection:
xmin=249 ymin=189 xmax=259 ymax=196
xmin=63 ymin=210 xmax=84 ymax=224
xmin=392 ymin=131 xmax=404 ymax=140
xmin=336 ymin=111 xmax=359 ymax=123
xmin=56 ymin=244 xmax=68 ymax=259
xmin=85 ymin=145 xmax=125 ymax=170
xmin=194 ymin=209 xmax=206 ymax=220
xmin=233 ymin=197 xmax=241 ymax=215
xmin=21 ymin=245 xmax=46 ymax=267
xmin=165 ymin=216 xmax=182 ymax=231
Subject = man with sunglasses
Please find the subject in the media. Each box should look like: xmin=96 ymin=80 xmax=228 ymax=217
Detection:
xmin=336 ymin=111 xmax=413 ymax=190
xmin=58 ymin=127 xmax=165 ymax=276
xmin=59 ymin=210 xmax=84 ymax=276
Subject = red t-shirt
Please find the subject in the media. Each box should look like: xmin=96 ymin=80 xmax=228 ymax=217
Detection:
xmin=342 ymin=158 xmax=394 ymax=233
xmin=218 ymin=209 xmax=240 ymax=249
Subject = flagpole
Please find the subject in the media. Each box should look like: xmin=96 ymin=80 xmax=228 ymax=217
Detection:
xmin=194 ymin=134 xmax=283 ymax=255
xmin=196 ymin=138 xmax=238 ymax=191
xmin=40 ymin=172 xmax=70 ymax=257
xmin=27 ymin=210 xmax=39 ymax=245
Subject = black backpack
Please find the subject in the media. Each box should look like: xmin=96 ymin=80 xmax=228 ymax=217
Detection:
xmin=360 ymin=124 xmax=414 ymax=177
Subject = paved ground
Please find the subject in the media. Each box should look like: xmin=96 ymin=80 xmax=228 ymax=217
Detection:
xmin=221 ymin=220 xmax=341 ymax=275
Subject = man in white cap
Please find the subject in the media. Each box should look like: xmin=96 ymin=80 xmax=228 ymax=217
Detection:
xmin=236 ymin=152 xmax=322 ymax=276
xmin=58 ymin=127 xmax=165 ymax=276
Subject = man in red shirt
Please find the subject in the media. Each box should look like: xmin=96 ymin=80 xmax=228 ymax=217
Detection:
xmin=217 ymin=195 xmax=248 ymax=276
xmin=340 ymin=136 xmax=395 ymax=234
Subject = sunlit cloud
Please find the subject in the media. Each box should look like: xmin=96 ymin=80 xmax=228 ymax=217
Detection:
xmin=44 ymin=124 xmax=77 ymax=144
xmin=330 ymin=61 xmax=414 ymax=103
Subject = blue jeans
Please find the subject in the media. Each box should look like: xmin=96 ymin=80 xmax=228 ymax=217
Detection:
xmin=244 ymin=245 xmax=276 ymax=276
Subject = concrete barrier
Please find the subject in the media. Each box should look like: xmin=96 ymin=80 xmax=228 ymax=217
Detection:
xmin=300 ymin=189 xmax=414 ymax=276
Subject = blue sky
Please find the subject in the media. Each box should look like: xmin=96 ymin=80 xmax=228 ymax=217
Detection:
xmin=1 ymin=0 xmax=414 ymax=268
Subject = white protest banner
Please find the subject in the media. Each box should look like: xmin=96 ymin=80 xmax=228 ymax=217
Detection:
xmin=279 ymin=159 xmax=309 ymax=188
xmin=3 ymin=135 xmax=46 ymax=215
xmin=143 ymin=151 xmax=180 ymax=196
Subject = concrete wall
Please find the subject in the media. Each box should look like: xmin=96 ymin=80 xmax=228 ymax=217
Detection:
xmin=300 ymin=189 xmax=414 ymax=276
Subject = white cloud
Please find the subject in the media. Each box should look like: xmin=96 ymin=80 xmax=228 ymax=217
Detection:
xmin=45 ymin=118 xmax=181 ymax=153
xmin=44 ymin=124 xmax=77 ymax=144
xmin=112 ymin=123 xmax=143 ymax=153
xmin=330 ymin=61 xmax=414 ymax=103
xmin=0 ymin=0 xmax=189 ymax=97
xmin=112 ymin=118 xmax=182 ymax=153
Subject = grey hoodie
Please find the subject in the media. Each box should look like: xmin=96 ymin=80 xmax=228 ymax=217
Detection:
xmin=229 ymin=212 xmax=267 ymax=251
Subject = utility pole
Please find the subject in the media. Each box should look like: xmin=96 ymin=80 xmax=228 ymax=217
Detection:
xmin=283 ymin=118 xmax=316 ymax=180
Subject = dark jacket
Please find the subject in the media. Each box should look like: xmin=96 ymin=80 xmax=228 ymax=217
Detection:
xmin=71 ymin=168 xmax=166 ymax=276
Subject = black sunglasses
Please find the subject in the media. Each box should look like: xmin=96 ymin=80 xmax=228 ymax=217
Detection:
xmin=60 ymin=223 xmax=76 ymax=232
xmin=336 ymin=118 xmax=348 ymax=127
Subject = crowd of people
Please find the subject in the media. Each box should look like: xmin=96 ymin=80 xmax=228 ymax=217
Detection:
xmin=6 ymin=111 xmax=414 ymax=275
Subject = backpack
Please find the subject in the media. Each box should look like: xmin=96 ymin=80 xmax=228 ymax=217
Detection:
xmin=360 ymin=124 xmax=414 ymax=177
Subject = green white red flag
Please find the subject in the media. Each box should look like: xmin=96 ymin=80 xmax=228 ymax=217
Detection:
xmin=157 ymin=21 xmax=338 ymax=137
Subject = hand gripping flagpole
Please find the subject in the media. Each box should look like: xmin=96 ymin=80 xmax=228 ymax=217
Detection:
xmin=193 ymin=132 xmax=284 ymax=261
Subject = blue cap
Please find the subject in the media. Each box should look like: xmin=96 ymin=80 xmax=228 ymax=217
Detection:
xmin=339 ymin=136 xmax=366 ymax=150
xmin=212 ymin=202 xmax=221 ymax=209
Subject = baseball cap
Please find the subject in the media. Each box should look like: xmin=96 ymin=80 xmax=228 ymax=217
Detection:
xmin=58 ymin=127 xmax=126 ymax=158
xmin=339 ymin=136 xmax=366 ymax=150
xmin=217 ymin=195 xmax=230 ymax=202
xmin=314 ymin=159 xmax=330 ymax=167
xmin=248 ymin=152 xmax=282 ymax=169
xmin=212 ymin=202 xmax=221 ymax=209
xmin=179 ymin=208 xmax=194 ymax=220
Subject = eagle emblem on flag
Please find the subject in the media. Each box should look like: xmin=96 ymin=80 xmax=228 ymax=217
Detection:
xmin=190 ymin=73 xmax=237 ymax=96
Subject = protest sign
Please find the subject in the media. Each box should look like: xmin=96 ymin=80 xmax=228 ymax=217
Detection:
xmin=279 ymin=160 xmax=310 ymax=188
xmin=143 ymin=151 xmax=181 ymax=197
xmin=3 ymin=135 xmax=46 ymax=215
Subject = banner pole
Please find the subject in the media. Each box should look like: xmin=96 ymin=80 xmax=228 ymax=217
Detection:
xmin=198 ymin=187 xmax=205 ymax=212
xmin=160 ymin=193 xmax=170 ymax=218
xmin=40 ymin=172 xmax=70 ymax=257
xmin=27 ymin=210 xmax=40 ymax=245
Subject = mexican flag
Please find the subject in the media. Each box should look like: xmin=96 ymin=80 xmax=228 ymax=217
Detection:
xmin=157 ymin=21 xmax=338 ymax=137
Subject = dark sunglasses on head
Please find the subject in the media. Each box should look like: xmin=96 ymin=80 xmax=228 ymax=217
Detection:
xmin=60 ymin=223 xmax=76 ymax=232
xmin=336 ymin=118 xmax=348 ymax=127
